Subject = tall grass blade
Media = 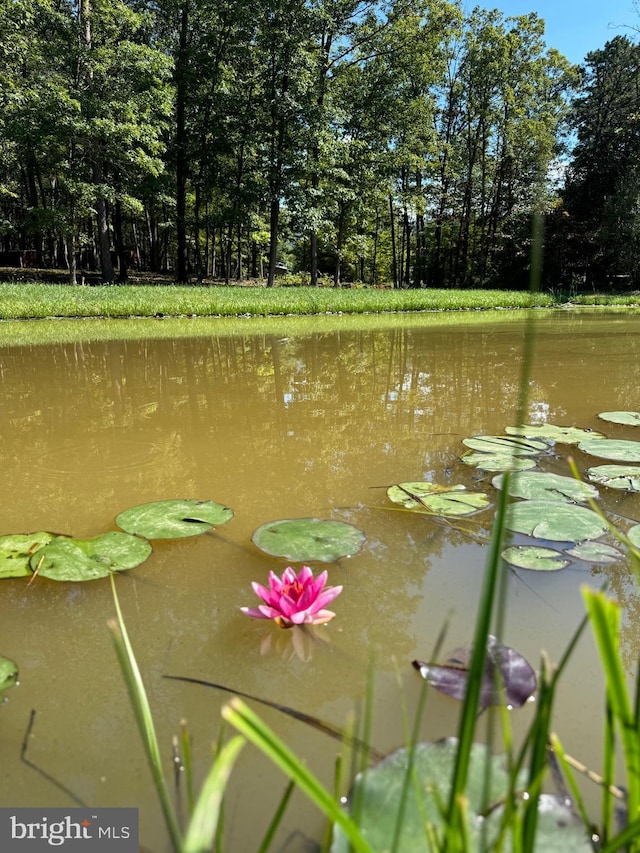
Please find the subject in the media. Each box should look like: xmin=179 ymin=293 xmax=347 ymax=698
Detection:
xmin=443 ymin=476 xmax=511 ymax=850
xmin=599 ymin=815 xmax=640 ymax=853
xmin=108 ymin=576 xmax=183 ymax=851
xmin=180 ymin=719 xmax=194 ymax=818
xmin=520 ymin=654 xmax=553 ymax=853
xmin=182 ymin=736 xmax=245 ymax=853
xmin=256 ymin=780 xmax=295 ymax=853
xmin=548 ymin=733 xmax=592 ymax=831
xmin=583 ymin=588 xmax=640 ymax=836
xmin=222 ymin=697 xmax=375 ymax=853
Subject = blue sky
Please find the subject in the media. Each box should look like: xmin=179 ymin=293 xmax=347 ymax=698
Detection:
xmin=476 ymin=0 xmax=638 ymax=63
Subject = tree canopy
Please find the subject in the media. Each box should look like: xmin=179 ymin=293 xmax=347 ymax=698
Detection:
xmin=0 ymin=0 xmax=633 ymax=289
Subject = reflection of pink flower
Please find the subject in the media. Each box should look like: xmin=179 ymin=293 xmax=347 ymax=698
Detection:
xmin=241 ymin=565 xmax=342 ymax=629
xmin=260 ymin=626 xmax=320 ymax=662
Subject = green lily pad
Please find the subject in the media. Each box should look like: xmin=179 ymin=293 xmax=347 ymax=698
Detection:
xmin=629 ymin=526 xmax=640 ymax=550
xmin=598 ymin=411 xmax=640 ymax=426
xmin=502 ymin=545 xmax=570 ymax=571
xmin=504 ymin=500 xmax=607 ymax=542
xmin=251 ymin=518 xmax=366 ymax=563
xmin=578 ymin=439 xmax=640 ymax=462
xmin=587 ymin=465 xmax=640 ymax=492
xmin=386 ymin=482 xmax=490 ymax=516
xmin=0 ymin=532 xmax=55 ymax=579
xmin=506 ymin=423 xmax=605 ymax=444
xmin=116 ymin=499 xmax=234 ymax=539
xmin=331 ymin=740 xmax=592 ymax=853
xmin=462 ymin=435 xmax=549 ymax=455
xmin=565 ymin=542 xmax=623 ymax=564
xmin=461 ymin=451 xmax=537 ymax=472
xmin=30 ymin=532 xmax=152 ymax=582
xmin=492 ymin=471 xmax=599 ymax=503
xmin=0 ymin=655 xmax=18 ymax=693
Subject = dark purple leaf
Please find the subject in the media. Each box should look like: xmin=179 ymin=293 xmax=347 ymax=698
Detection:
xmin=412 ymin=634 xmax=537 ymax=709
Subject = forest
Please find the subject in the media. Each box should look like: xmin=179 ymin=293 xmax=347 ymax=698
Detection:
xmin=1 ymin=0 xmax=639 ymax=290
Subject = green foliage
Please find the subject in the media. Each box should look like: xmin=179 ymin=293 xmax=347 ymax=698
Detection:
xmin=251 ymin=517 xmax=366 ymax=562
xmin=492 ymin=471 xmax=599 ymax=503
xmin=0 ymin=654 xmax=18 ymax=694
xmin=32 ymin=532 xmax=152 ymax=581
xmin=0 ymin=532 xmax=55 ymax=578
xmin=501 ymin=545 xmax=570 ymax=571
xmin=504 ymin=499 xmax=607 ymax=541
xmin=116 ymin=499 xmax=234 ymax=539
xmin=0 ymin=0 xmax=581 ymax=288
xmin=386 ymin=482 xmax=490 ymax=516
xmin=554 ymin=36 xmax=640 ymax=288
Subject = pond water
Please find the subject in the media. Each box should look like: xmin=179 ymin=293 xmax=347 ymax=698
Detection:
xmin=1 ymin=308 xmax=640 ymax=851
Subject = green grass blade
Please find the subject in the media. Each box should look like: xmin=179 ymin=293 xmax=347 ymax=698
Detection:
xmin=583 ymin=587 xmax=640 ymax=823
xmin=108 ymin=577 xmax=183 ymax=851
xmin=182 ymin=736 xmax=245 ymax=853
xmin=221 ymin=697 xmax=375 ymax=853
xmin=256 ymin=780 xmax=295 ymax=853
xmin=548 ymin=733 xmax=592 ymax=831
xmin=443 ymin=475 xmax=511 ymax=849
xmin=602 ymin=699 xmax=616 ymax=845
xmin=599 ymin=815 xmax=640 ymax=853
xmin=180 ymin=719 xmax=194 ymax=818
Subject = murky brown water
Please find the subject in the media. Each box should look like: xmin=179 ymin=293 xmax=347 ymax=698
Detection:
xmin=1 ymin=309 xmax=639 ymax=851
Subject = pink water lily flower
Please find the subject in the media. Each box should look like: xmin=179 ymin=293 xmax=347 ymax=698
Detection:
xmin=241 ymin=565 xmax=342 ymax=629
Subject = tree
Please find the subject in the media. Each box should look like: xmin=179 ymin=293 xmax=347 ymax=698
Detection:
xmin=560 ymin=36 xmax=640 ymax=287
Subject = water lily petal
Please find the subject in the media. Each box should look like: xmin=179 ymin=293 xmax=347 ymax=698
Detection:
xmin=278 ymin=592 xmax=303 ymax=618
xmin=282 ymin=566 xmax=298 ymax=585
xmin=308 ymin=569 xmax=328 ymax=595
xmin=308 ymin=585 xmax=343 ymax=613
xmin=268 ymin=571 xmax=285 ymax=593
xmin=251 ymin=581 xmax=272 ymax=601
xmin=298 ymin=565 xmax=314 ymax=584
xmin=308 ymin=609 xmax=336 ymax=625
xmin=241 ymin=606 xmax=274 ymax=620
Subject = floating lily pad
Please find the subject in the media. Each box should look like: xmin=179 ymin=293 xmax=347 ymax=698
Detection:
xmin=502 ymin=545 xmax=570 ymax=571
xmin=116 ymin=499 xmax=234 ymax=539
xmin=0 ymin=532 xmax=55 ymax=579
xmin=386 ymin=482 xmax=490 ymax=516
xmin=565 ymin=542 xmax=623 ymax=564
xmin=506 ymin=423 xmax=605 ymax=444
xmin=331 ymin=741 xmax=592 ymax=853
xmin=587 ymin=464 xmax=640 ymax=492
xmin=598 ymin=411 xmax=640 ymax=426
xmin=504 ymin=500 xmax=607 ymax=542
xmin=578 ymin=439 xmax=640 ymax=462
xmin=0 ymin=655 xmax=18 ymax=693
xmin=629 ymin=526 xmax=640 ymax=550
xmin=462 ymin=435 xmax=549 ymax=455
xmin=30 ymin=532 xmax=152 ymax=582
xmin=251 ymin=518 xmax=365 ymax=563
xmin=413 ymin=634 xmax=537 ymax=707
xmin=461 ymin=451 xmax=537 ymax=472
xmin=492 ymin=471 xmax=598 ymax=503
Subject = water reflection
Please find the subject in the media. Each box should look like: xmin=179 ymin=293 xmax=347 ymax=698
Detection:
xmin=1 ymin=310 xmax=640 ymax=849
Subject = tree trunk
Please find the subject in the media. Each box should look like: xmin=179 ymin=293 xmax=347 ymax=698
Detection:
xmin=310 ymin=230 xmax=319 ymax=287
xmin=175 ymin=0 xmax=190 ymax=283
xmin=113 ymin=197 xmax=128 ymax=282
xmin=90 ymin=154 xmax=112 ymax=281
xmin=267 ymin=197 xmax=280 ymax=287
xmin=389 ymin=195 xmax=398 ymax=288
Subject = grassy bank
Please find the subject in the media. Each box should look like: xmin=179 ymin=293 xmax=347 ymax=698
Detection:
xmin=0 ymin=282 xmax=638 ymax=321
xmin=0 ymin=282 xmax=554 ymax=319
